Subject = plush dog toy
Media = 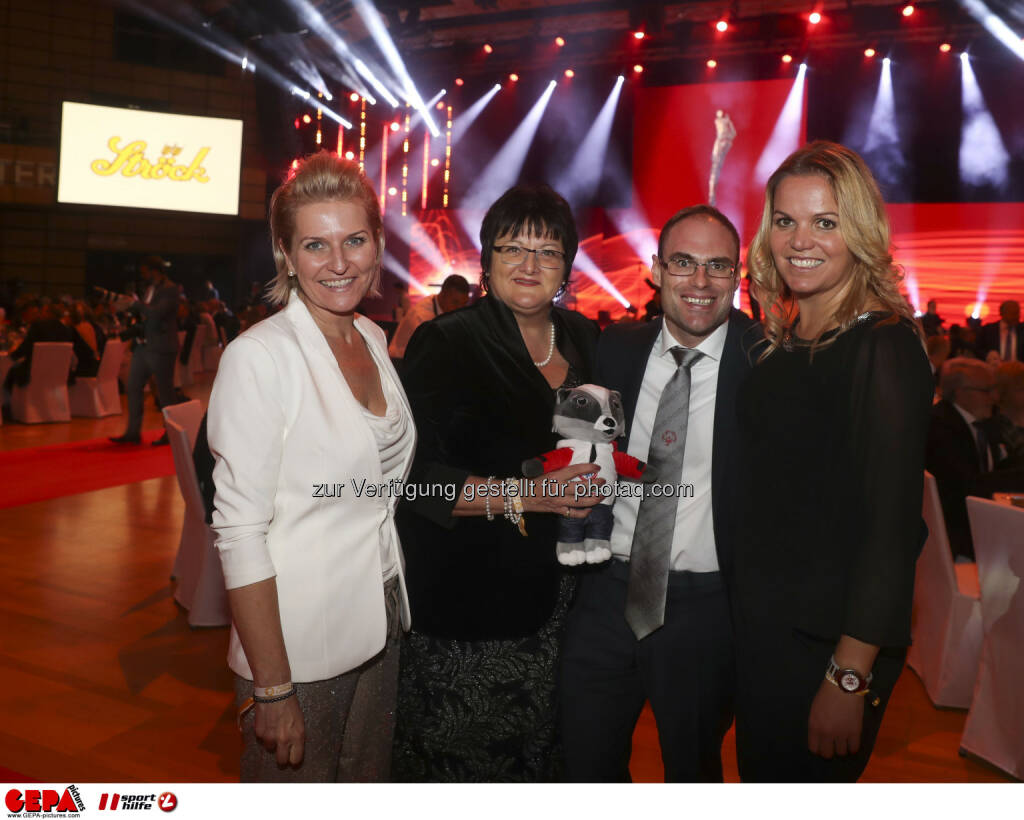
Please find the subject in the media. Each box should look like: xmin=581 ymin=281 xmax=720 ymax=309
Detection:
xmin=522 ymin=384 xmax=645 ymax=565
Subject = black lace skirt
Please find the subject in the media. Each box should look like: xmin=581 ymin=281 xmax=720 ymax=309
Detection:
xmin=392 ymin=574 xmax=574 ymax=782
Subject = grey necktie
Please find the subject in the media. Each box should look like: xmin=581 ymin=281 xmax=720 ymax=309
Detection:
xmin=625 ymin=346 xmax=704 ymax=640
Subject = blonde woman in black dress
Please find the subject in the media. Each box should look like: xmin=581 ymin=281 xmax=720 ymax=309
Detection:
xmin=733 ymin=141 xmax=932 ymax=781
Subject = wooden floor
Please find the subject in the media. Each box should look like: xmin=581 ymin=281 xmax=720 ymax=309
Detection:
xmin=0 ymin=375 xmax=1012 ymax=783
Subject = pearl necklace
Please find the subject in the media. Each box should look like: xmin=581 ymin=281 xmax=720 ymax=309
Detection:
xmin=532 ymin=322 xmax=556 ymax=367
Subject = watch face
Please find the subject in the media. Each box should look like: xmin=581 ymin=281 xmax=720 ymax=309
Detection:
xmin=840 ymin=671 xmax=860 ymax=692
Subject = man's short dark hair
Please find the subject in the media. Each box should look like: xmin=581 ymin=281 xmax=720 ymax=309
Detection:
xmin=439 ymin=274 xmax=470 ymax=295
xmin=479 ymin=184 xmax=578 ymax=291
xmin=657 ymin=204 xmax=741 ymax=265
xmin=138 ymin=255 xmax=169 ymax=275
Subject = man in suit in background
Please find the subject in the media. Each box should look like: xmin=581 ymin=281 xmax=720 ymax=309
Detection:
xmin=560 ymin=205 xmax=757 ymax=782
xmin=976 ymin=300 xmax=1022 ymax=363
xmin=926 ymin=357 xmax=1023 ymax=560
xmin=110 ymin=255 xmax=180 ymax=445
xmin=388 ymin=274 xmax=470 ymax=361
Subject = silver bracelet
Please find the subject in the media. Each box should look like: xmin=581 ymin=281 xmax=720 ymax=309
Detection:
xmin=484 ymin=476 xmax=495 ymax=521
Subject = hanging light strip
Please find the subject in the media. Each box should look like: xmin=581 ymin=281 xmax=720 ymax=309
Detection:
xmin=359 ymin=98 xmax=367 ymax=170
xmin=380 ymin=124 xmax=389 ymax=214
xmin=443 ymin=103 xmax=453 ymax=208
xmin=401 ymin=111 xmax=411 ymax=216
xmin=421 ymin=131 xmax=430 ymax=210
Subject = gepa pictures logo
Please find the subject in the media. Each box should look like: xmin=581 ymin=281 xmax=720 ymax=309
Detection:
xmin=5 ymin=785 xmax=85 ymax=815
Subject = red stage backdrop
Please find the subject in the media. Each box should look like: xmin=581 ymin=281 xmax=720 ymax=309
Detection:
xmin=406 ymin=79 xmax=1023 ymax=324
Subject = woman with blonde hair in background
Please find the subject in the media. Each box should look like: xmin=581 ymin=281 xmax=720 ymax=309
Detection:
xmin=208 ymin=151 xmax=415 ymax=781
xmin=733 ymin=141 xmax=932 ymax=781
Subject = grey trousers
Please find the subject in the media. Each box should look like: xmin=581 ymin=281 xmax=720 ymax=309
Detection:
xmin=235 ymin=576 xmax=402 ymax=782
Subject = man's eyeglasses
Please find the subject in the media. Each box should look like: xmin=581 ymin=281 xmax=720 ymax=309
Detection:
xmin=493 ymin=245 xmax=566 ymax=269
xmin=659 ymin=256 xmax=736 ymax=278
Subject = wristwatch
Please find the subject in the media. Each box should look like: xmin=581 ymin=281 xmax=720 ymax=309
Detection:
xmin=825 ymin=655 xmax=873 ymax=695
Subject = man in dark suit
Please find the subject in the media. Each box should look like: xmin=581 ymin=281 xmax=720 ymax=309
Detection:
xmin=976 ymin=300 xmax=1022 ymax=363
xmin=110 ymin=255 xmax=180 ymax=445
xmin=560 ymin=205 xmax=757 ymax=781
xmin=926 ymin=357 xmax=1020 ymax=560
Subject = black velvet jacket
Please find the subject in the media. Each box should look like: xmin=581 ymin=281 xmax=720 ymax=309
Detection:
xmin=396 ymin=295 xmax=599 ymax=640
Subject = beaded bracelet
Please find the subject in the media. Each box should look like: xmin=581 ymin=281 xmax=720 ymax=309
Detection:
xmin=485 ymin=476 xmax=495 ymax=521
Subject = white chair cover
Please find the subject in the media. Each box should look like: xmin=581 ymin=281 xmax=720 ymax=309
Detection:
xmin=162 ymin=399 xmax=203 ymax=451
xmin=69 ymin=339 xmax=125 ymax=417
xmin=961 ymin=498 xmax=1024 ymax=779
xmin=10 ymin=342 xmax=74 ymax=423
xmin=201 ymin=342 xmax=223 ymax=373
xmin=906 ymin=472 xmax=983 ymax=708
xmin=164 ymin=416 xmax=230 ymax=628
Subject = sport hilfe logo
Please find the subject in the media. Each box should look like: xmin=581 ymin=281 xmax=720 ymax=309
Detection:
xmin=96 ymin=793 xmax=176 ymax=813
xmin=5 ymin=786 xmax=85 ymax=814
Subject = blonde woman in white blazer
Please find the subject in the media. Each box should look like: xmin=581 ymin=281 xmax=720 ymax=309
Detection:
xmin=208 ymin=152 xmax=415 ymax=782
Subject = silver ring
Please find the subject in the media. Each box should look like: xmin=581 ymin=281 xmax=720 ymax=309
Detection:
xmin=564 ymin=506 xmax=571 ymax=519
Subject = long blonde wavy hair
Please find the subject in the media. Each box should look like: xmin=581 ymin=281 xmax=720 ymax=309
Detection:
xmin=747 ymin=140 xmax=916 ymax=359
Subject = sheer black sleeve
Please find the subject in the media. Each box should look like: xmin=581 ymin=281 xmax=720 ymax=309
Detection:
xmin=842 ymin=320 xmax=933 ymax=647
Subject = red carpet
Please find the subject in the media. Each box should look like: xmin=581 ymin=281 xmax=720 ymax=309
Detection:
xmin=0 ymin=434 xmax=175 ymax=509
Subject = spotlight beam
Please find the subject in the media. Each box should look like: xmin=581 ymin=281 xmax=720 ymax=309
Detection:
xmin=554 ymin=75 xmax=625 ymax=208
xmin=958 ymin=0 xmax=1024 ymax=59
xmin=862 ymin=56 xmax=906 ymax=193
xmin=574 ymin=248 xmax=631 ymax=307
xmin=115 ymin=0 xmax=351 ymax=128
xmin=452 ymin=84 xmax=502 ymax=145
xmin=959 ymin=53 xmax=1011 ymax=189
xmin=460 ymin=81 xmax=559 ymax=247
xmin=351 ymin=0 xmax=441 ymax=135
xmin=754 ymin=63 xmax=807 ymax=186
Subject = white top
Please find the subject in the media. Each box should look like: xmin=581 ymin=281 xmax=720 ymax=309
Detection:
xmin=610 ymin=319 xmax=728 ymax=573
xmin=361 ymin=369 xmax=415 ymax=581
xmin=388 ymin=296 xmax=438 ymax=359
xmin=208 ymin=296 xmax=416 ymax=682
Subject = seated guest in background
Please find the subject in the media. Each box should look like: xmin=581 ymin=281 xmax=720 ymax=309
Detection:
xmin=948 ymin=324 xmax=977 ymax=359
xmin=197 ymin=300 xmax=220 ymax=352
xmin=387 ymin=274 xmax=470 ymax=360
xmin=59 ymin=305 xmax=99 ymax=379
xmin=199 ymin=279 xmax=220 ymax=302
xmin=989 ymin=361 xmax=1024 ymax=469
xmin=211 ymin=300 xmax=241 ymax=344
xmin=736 ymin=141 xmax=932 ymax=782
xmin=920 ymin=299 xmax=944 ymax=338
xmin=926 ymin=334 xmax=951 ymax=391
xmin=4 ymin=302 xmax=81 ymax=389
xmin=393 ymin=184 xmax=603 ymax=782
xmin=926 ymin=358 xmax=1022 ymax=560
xmin=209 ymin=151 xmax=414 ymax=782
xmin=72 ymin=301 xmax=105 ymax=359
xmin=976 ymin=299 xmax=1023 ymax=363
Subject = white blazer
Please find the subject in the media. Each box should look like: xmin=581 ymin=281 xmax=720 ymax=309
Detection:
xmin=208 ymin=296 xmax=415 ymax=682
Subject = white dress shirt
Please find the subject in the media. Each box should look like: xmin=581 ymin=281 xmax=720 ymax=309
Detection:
xmin=209 ymin=296 xmax=415 ymax=682
xmin=610 ymin=319 xmax=728 ymax=572
xmin=999 ymin=322 xmax=1018 ymax=363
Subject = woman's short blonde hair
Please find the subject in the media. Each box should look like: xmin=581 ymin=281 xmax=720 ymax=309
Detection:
xmin=266 ymin=151 xmax=384 ymax=306
xmin=747 ymin=140 xmax=916 ymax=357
